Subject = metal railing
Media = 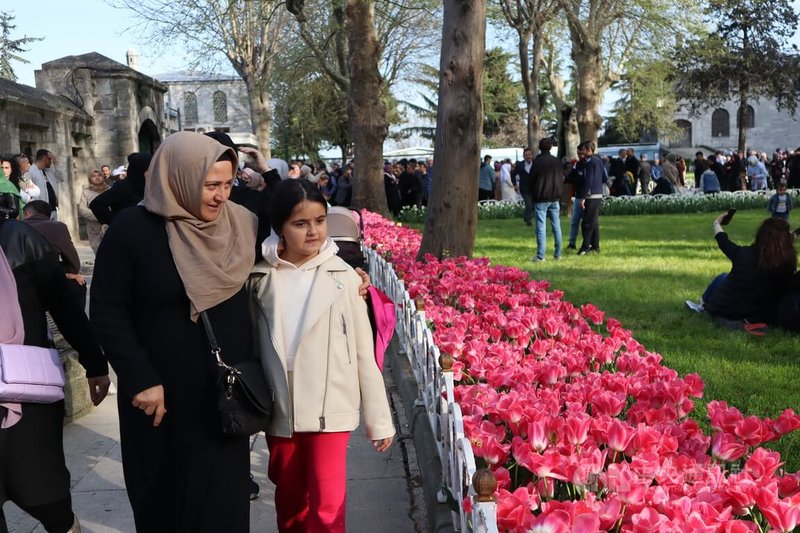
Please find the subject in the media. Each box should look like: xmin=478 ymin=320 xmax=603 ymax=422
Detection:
xmin=365 ymin=246 xmax=499 ymax=532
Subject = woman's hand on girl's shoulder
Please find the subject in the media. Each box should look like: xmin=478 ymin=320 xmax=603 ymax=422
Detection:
xmin=372 ymin=437 xmax=393 ymax=452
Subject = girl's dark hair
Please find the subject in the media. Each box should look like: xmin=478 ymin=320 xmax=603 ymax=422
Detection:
xmin=1 ymin=155 xmax=21 ymax=190
xmin=268 ymin=179 xmax=327 ymax=234
xmin=754 ymin=217 xmax=797 ymax=273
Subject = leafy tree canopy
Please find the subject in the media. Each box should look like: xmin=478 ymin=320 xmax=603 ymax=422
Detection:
xmin=673 ymin=0 xmax=800 ymax=114
xmin=0 ymin=12 xmax=42 ymax=82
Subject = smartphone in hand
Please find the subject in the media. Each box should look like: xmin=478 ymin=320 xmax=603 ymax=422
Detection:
xmin=720 ymin=208 xmax=737 ymax=226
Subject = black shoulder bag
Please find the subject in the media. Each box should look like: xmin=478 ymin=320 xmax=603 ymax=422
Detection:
xmin=200 ymin=311 xmax=273 ymax=436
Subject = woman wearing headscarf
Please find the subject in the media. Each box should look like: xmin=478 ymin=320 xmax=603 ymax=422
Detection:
xmin=0 ymin=156 xmax=23 ymax=219
xmin=90 ymin=132 xmax=257 ymax=532
xmin=89 ymin=152 xmax=152 ymax=225
xmin=77 ymin=169 xmax=110 ymax=253
xmin=0 ymin=219 xmax=110 ymax=533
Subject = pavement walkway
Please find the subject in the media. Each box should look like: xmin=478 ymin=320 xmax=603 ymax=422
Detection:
xmin=3 ymin=242 xmax=428 ymax=533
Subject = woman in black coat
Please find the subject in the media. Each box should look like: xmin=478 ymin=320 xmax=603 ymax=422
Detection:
xmin=89 ymin=152 xmax=152 ymax=225
xmin=702 ymin=215 xmax=797 ymax=324
xmin=0 ymin=218 xmax=110 ymax=533
xmin=90 ymin=133 xmax=258 ymax=532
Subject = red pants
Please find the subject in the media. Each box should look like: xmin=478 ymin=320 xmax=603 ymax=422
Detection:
xmin=267 ymin=432 xmax=350 ymax=533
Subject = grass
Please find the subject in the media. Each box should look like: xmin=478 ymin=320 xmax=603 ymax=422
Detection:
xmin=416 ymin=209 xmax=800 ymax=470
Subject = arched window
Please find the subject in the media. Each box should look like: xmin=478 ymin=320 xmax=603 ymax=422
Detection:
xmin=213 ymin=91 xmax=228 ymax=123
xmin=183 ymin=92 xmax=198 ymax=124
xmin=711 ymin=108 xmax=729 ymax=138
xmin=673 ymin=119 xmax=692 ymax=147
xmin=737 ymin=105 xmax=755 ymax=129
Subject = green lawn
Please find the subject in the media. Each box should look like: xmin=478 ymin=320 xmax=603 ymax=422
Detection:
xmin=466 ymin=209 xmax=800 ymax=470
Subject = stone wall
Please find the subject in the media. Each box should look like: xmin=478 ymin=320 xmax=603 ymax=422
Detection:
xmin=0 ymin=53 xmax=169 ymax=237
xmin=0 ymin=78 xmax=94 ymax=238
xmin=672 ymin=99 xmax=800 ymax=153
xmin=161 ymin=74 xmax=256 ymax=145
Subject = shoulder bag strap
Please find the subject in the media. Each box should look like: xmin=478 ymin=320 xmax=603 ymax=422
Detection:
xmin=200 ymin=311 xmax=228 ymax=368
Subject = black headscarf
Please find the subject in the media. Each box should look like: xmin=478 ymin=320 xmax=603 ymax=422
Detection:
xmin=126 ymin=152 xmax=153 ymax=197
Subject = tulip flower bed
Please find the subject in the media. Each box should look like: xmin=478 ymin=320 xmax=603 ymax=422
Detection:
xmin=362 ymin=211 xmax=800 ymax=532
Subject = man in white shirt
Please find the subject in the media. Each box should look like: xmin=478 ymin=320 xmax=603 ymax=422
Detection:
xmin=27 ymin=149 xmax=64 ymax=219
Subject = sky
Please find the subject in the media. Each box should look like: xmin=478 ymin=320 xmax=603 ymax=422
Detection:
xmin=9 ymin=0 xmax=187 ymax=87
xmin=9 ymin=0 xmax=800 ymax=144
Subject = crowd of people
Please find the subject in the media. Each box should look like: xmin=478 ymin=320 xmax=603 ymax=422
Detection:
xmin=0 ymin=132 xmax=394 ymax=533
xmin=473 ymin=143 xmax=800 ymax=261
xmin=382 ymin=157 xmax=433 ymax=216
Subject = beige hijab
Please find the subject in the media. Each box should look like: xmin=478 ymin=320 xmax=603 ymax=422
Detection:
xmin=141 ymin=132 xmax=257 ymax=321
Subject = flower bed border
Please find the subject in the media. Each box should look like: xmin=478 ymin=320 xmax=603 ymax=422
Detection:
xmin=396 ymin=189 xmax=800 ymax=223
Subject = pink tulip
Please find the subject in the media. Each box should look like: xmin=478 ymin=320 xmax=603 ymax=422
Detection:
xmin=562 ymin=413 xmax=592 ymax=447
xmin=759 ymin=494 xmax=800 ymax=532
xmin=745 ymin=447 xmax=784 ymax=480
xmin=591 ymin=391 xmax=627 ymax=417
xmin=607 ymin=419 xmax=636 ymax=453
xmin=773 ymin=408 xmax=800 ymax=435
xmin=777 ymin=473 xmax=800 ymax=498
xmin=721 ymin=520 xmax=759 ymax=533
xmin=723 ymin=475 xmax=758 ymax=514
xmin=580 ymin=303 xmax=605 ymax=325
xmin=708 ymin=401 xmax=744 ymax=434
xmin=630 ymin=507 xmax=670 ymax=533
xmin=604 ymin=463 xmax=649 ymax=505
xmin=495 ymin=486 xmax=538 ymax=532
xmin=735 ymin=416 xmax=774 ymax=447
xmin=526 ymin=418 xmax=550 ymax=453
xmin=528 ymin=509 xmax=570 ymax=533
xmin=710 ymin=432 xmax=748 ymax=462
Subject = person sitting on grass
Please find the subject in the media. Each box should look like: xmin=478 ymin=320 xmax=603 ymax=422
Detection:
xmin=687 ymin=215 xmax=797 ymax=331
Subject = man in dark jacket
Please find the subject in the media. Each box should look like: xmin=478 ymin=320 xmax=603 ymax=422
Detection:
xmin=530 ymin=138 xmax=564 ymax=261
xmin=577 ymin=141 xmax=605 ymax=255
xmin=788 ymin=148 xmax=800 ymax=189
xmin=22 ymin=200 xmax=87 ymax=310
xmin=398 ymin=158 xmax=421 ymax=208
xmin=513 ymin=148 xmax=535 ymax=226
xmin=624 ymin=148 xmax=641 ymax=194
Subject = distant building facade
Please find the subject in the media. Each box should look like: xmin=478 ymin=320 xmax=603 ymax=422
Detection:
xmin=0 ymin=52 xmax=167 ymax=237
xmin=157 ymin=72 xmax=257 ymax=147
xmin=668 ymin=99 xmax=800 ymax=153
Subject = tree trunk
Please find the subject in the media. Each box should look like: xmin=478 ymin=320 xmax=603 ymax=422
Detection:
xmin=346 ymin=0 xmax=390 ymax=216
xmin=572 ymin=45 xmax=604 ymax=145
xmin=556 ymin=104 xmax=579 ymax=160
xmin=518 ymin=27 xmax=541 ymax=150
xmin=737 ymin=84 xmax=749 ymax=154
xmin=529 ymin=34 xmax=544 ymax=148
xmin=246 ymin=77 xmax=273 ymax=158
xmin=417 ymin=0 xmax=486 ymax=260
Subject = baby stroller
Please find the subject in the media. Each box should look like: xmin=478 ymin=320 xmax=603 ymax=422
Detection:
xmin=327 ymin=206 xmax=367 ymax=271
xmin=327 ymin=207 xmax=395 ymax=369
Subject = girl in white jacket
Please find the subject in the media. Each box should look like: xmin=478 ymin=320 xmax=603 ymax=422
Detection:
xmin=252 ymin=179 xmax=394 ymax=533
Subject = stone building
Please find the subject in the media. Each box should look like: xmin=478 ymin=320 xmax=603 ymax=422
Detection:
xmin=158 ymin=71 xmax=257 ymax=147
xmin=668 ymin=99 xmax=800 ymax=153
xmin=0 ymin=52 xmax=168 ymax=237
